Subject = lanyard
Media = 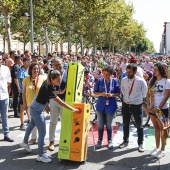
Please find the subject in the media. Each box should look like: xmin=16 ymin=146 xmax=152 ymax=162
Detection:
xmin=129 ymin=79 xmax=135 ymax=96
xmin=104 ymin=78 xmax=112 ymax=94
xmin=30 ymin=76 xmax=39 ymax=93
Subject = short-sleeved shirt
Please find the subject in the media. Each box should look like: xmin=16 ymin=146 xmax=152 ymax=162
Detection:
xmin=143 ymin=62 xmax=154 ymax=71
xmin=0 ymin=65 xmax=11 ymax=100
xmin=36 ymin=80 xmax=57 ymax=104
xmin=11 ymin=64 xmax=20 ymax=84
xmin=154 ymin=78 xmax=170 ymax=109
xmin=94 ymin=77 xmax=120 ymax=114
xmin=22 ymin=75 xmax=45 ymax=106
xmin=17 ymin=67 xmax=28 ymax=93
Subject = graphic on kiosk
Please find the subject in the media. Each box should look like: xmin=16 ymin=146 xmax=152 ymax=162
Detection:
xmin=74 ymin=117 xmax=82 ymax=126
xmin=74 ymin=137 xmax=80 ymax=143
xmin=74 ymin=129 xmax=81 ymax=135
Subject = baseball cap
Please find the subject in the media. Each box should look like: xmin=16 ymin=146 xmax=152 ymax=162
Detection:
xmin=31 ymin=53 xmax=38 ymax=58
xmin=14 ymin=55 xmax=21 ymax=60
xmin=129 ymin=57 xmax=138 ymax=63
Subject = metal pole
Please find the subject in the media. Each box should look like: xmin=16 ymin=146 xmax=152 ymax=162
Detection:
xmin=3 ymin=33 xmax=5 ymax=53
xmin=44 ymin=26 xmax=48 ymax=56
xmin=30 ymin=0 xmax=34 ymax=53
xmin=68 ymin=28 xmax=71 ymax=54
xmin=39 ymin=41 xmax=40 ymax=56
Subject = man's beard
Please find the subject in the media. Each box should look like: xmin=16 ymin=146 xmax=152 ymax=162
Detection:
xmin=127 ymin=75 xmax=134 ymax=79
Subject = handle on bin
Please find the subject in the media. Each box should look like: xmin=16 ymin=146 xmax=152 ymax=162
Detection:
xmin=76 ymin=108 xmax=82 ymax=114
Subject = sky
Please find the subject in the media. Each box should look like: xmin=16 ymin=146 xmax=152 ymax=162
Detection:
xmin=125 ymin=0 xmax=170 ymax=52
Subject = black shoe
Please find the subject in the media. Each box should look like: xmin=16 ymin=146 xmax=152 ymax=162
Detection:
xmin=14 ymin=114 xmax=20 ymax=118
xmin=118 ymin=141 xmax=128 ymax=148
xmin=96 ymin=140 xmax=102 ymax=149
xmin=4 ymin=136 xmax=14 ymax=142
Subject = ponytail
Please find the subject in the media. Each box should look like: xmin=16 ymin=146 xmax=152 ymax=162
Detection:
xmin=47 ymin=68 xmax=61 ymax=85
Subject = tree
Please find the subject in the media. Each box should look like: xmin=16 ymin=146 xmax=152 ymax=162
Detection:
xmin=0 ymin=0 xmax=21 ymax=52
xmin=0 ymin=0 xmax=156 ymax=55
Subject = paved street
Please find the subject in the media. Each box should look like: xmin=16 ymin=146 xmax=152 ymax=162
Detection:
xmin=0 ymin=106 xmax=170 ymax=170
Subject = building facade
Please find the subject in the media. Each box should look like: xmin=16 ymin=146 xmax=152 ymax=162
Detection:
xmin=0 ymin=34 xmax=92 ymax=55
xmin=160 ymin=22 xmax=170 ymax=55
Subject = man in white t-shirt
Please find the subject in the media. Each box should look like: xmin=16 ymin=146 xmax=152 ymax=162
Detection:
xmin=143 ymin=57 xmax=154 ymax=71
xmin=120 ymin=57 xmax=128 ymax=72
xmin=0 ymin=55 xmax=14 ymax=142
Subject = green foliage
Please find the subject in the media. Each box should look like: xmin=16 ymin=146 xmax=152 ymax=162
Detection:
xmin=0 ymin=0 xmax=156 ymax=53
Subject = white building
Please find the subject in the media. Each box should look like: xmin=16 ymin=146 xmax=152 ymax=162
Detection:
xmin=0 ymin=34 xmax=92 ymax=55
xmin=161 ymin=22 xmax=170 ymax=55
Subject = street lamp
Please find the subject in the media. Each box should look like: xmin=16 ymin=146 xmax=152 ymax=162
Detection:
xmin=21 ymin=0 xmax=34 ymax=53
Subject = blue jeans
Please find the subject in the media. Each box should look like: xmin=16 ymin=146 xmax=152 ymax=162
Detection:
xmin=24 ymin=100 xmax=46 ymax=155
xmin=97 ymin=112 xmax=115 ymax=141
xmin=0 ymin=98 xmax=9 ymax=136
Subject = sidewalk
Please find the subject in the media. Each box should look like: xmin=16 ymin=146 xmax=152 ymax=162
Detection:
xmin=0 ymin=109 xmax=170 ymax=170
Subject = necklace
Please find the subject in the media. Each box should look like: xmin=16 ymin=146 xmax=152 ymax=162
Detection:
xmin=30 ymin=76 xmax=39 ymax=93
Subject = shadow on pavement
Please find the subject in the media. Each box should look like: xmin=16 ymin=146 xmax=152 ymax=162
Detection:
xmin=100 ymin=155 xmax=159 ymax=170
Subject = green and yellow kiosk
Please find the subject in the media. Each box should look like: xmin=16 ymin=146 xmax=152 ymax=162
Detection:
xmin=58 ymin=62 xmax=90 ymax=162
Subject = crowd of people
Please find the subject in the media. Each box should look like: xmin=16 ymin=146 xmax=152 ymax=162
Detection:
xmin=0 ymin=50 xmax=170 ymax=163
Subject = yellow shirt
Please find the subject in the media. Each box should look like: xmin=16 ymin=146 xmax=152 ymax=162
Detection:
xmin=22 ymin=75 xmax=46 ymax=106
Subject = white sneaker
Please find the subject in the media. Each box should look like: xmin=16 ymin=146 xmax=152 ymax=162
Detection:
xmin=149 ymin=148 xmax=159 ymax=156
xmin=19 ymin=124 xmax=26 ymax=131
xmin=20 ymin=141 xmax=32 ymax=152
xmin=108 ymin=140 xmax=113 ymax=149
xmin=154 ymin=150 xmax=165 ymax=159
xmin=37 ymin=154 xmax=52 ymax=163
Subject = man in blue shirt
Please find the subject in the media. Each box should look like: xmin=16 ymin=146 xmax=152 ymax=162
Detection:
xmin=18 ymin=57 xmax=30 ymax=130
